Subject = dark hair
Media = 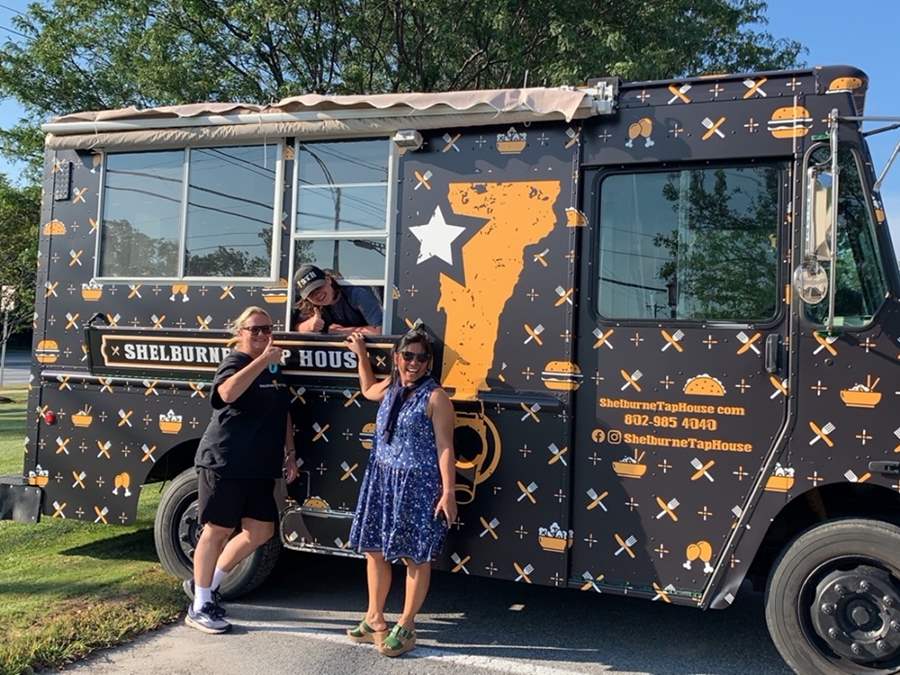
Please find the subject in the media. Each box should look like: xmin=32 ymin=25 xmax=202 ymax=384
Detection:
xmin=391 ymin=329 xmax=434 ymax=383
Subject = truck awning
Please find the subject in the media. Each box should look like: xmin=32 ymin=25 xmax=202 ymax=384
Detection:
xmin=42 ymin=84 xmax=616 ymax=151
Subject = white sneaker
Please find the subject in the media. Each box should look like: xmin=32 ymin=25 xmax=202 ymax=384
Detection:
xmin=185 ymin=602 xmax=231 ymax=634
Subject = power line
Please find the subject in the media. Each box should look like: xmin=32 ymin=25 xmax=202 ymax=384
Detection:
xmin=0 ymin=23 xmax=29 ymax=39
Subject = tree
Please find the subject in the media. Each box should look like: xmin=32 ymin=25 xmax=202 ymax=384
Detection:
xmin=0 ymin=176 xmax=40 ymax=347
xmin=0 ymin=0 xmax=804 ymax=176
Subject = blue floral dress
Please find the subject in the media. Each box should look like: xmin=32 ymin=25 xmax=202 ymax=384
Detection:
xmin=349 ymin=377 xmax=447 ymax=563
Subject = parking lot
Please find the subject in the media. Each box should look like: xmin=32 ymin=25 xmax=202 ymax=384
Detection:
xmin=60 ymin=549 xmax=791 ymax=675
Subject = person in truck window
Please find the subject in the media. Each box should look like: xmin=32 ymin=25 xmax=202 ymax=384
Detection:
xmin=185 ymin=306 xmax=298 ymax=634
xmin=292 ymin=264 xmax=382 ymax=334
xmin=343 ymin=328 xmax=456 ymax=657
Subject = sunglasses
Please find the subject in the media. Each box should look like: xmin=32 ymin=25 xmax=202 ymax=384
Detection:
xmin=242 ymin=325 xmax=273 ymax=336
xmin=400 ymin=351 xmax=429 ymax=363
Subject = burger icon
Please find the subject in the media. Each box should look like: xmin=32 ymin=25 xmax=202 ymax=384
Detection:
xmin=35 ymin=339 xmax=60 ymax=364
xmin=827 ymin=76 xmax=864 ymax=93
xmin=541 ymin=361 xmax=583 ymax=391
xmin=767 ymin=106 xmax=813 ymax=139
xmin=358 ymin=422 xmax=376 ymax=450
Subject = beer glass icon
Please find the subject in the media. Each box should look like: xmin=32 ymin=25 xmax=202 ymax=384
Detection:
xmin=453 ymin=405 xmax=501 ymax=505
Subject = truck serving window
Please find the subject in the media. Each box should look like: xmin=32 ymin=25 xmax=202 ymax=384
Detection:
xmin=293 ymin=139 xmax=390 ymax=290
xmin=597 ymin=165 xmax=780 ymax=322
xmin=98 ymin=144 xmax=281 ymax=280
xmin=806 ymin=147 xmax=887 ymax=327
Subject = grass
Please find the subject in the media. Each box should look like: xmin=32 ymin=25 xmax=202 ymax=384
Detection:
xmin=0 ymin=386 xmax=28 ymax=476
xmin=0 ymin=387 xmax=184 ymax=675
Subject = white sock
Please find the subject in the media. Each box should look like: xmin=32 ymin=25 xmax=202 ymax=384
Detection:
xmin=211 ymin=567 xmax=227 ymax=591
xmin=193 ymin=586 xmax=212 ymax=613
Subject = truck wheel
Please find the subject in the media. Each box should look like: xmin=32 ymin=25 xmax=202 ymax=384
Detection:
xmin=765 ymin=518 xmax=900 ymax=674
xmin=153 ymin=468 xmax=281 ymax=600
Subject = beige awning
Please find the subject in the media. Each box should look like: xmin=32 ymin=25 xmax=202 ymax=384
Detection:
xmin=43 ymin=85 xmax=613 ymax=150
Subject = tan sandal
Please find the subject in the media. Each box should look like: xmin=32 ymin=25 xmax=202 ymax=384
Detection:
xmin=346 ymin=619 xmax=387 ymax=645
xmin=379 ymin=623 xmax=416 ymax=657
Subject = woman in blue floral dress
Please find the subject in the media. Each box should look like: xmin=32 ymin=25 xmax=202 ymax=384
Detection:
xmin=344 ymin=328 xmax=456 ymax=657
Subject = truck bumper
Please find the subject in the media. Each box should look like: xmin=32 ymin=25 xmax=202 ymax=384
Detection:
xmin=0 ymin=478 xmax=42 ymax=523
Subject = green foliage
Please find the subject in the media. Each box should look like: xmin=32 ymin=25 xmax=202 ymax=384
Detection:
xmin=0 ymin=0 xmax=803 ymax=173
xmin=0 ymin=176 xmax=40 ymax=340
xmin=0 ymin=391 xmax=183 ymax=674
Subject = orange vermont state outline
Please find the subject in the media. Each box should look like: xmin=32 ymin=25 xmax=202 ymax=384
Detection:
xmin=438 ymin=180 xmax=561 ymax=399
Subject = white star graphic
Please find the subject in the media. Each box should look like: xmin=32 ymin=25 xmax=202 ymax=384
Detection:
xmin=409 ymin=205 xmax=466 ymax=265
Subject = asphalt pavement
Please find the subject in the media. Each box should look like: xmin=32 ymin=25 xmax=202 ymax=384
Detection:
xmin=0 ymin=349 xmax=31 ymax=386
xmin=56 ymin=549 xmax=791 ymax=675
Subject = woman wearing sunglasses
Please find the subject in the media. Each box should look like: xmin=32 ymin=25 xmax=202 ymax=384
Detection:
xmin=344 ymin=329 xmax=456 ymax=657
xmin=186 ymin=306 xmax=299 ymax=634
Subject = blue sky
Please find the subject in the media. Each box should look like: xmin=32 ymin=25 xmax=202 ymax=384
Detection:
xmin=0 ymin=1 xmax=898 ymax=249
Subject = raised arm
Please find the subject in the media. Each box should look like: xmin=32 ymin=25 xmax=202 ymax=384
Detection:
xmin=345 ymin=332 xmax=390 ymax=401
xmin=217 ymin=337 xmax=282 ymax=403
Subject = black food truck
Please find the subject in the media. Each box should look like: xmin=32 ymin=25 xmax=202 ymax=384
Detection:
xmin=1 ymin=65 xmax=900 ymax=674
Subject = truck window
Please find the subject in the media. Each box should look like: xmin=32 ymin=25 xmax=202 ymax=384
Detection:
xmin=98 ymin=144 xmax=281 ymax=279
xmin=597 ymin=165 xmax=780 ymax=321
xmin=294 ymin=140 xmax=390 ymax=292
xmin=99 ymin=150 xmax=183 ymax=277
xmin=806 ymin=147 xmax=887 ymax=327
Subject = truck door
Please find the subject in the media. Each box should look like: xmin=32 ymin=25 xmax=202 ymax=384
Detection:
xmin=572 ymin=162 xmax=790 ymax=603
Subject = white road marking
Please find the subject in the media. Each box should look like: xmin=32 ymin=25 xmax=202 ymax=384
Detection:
xmin=235 ymin=617 xmax=596 ymax=674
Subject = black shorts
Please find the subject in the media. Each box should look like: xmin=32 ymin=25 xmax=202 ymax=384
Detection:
xmin=197 ymin=468 xmax=278 ymax=529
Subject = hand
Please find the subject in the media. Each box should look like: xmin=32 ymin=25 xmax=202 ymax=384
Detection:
xmin=283 ymin=451 xmax=299 ymax=483
xmin=433 ymin=491 xmax=457 ymax=526
xmin=297 ymin=310 xmax=324 ymax=333
xmin=258 ymin=336 xmax=283 ymax=366
xmin=345 ymin=331 xmax=368 ymax=358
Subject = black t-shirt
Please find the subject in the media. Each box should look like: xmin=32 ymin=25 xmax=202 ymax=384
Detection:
xmin=194 ymin=350 xmax=290 ymax=479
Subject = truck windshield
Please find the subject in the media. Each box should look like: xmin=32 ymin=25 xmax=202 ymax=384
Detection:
xmin=806 ymin=147 xmax=887 ymax=327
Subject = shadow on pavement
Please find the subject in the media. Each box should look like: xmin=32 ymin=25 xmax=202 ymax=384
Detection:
xmin=230 ymin=549 xmax=791 ymax=675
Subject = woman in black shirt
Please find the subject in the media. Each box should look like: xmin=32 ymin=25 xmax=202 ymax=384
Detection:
xmin=186 ymin=306 xmax=297 ymax=634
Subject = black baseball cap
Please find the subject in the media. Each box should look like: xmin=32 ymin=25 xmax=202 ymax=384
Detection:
xmin=294 ymin=264 xmax=328 ymax=299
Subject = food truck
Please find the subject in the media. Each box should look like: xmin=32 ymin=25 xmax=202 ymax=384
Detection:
xmin=1 ymin=64 xmax=899 ymax=673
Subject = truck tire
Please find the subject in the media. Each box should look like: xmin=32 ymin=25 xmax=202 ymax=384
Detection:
xmin=765 ymin=518 xmax=900 ymax=674
xmin=153 ymin=468 xmax=281 ymax=600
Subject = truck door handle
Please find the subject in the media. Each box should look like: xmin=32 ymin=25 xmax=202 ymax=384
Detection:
xmin=765 ymin=334 xmax=780 ymax=374
xmin=869 ymin=461 xmax=900 ymax=475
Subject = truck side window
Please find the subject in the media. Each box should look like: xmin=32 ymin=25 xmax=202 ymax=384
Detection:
xmin=99 ymin=144 xmax=281 ymax=279
xmin=184 ymin=145 xmax=278 ymax=277
xmin=806 ymin=148 xmax=886 ymax=327
xmin=294 ymin=139 xmax=390 ymax=305
xmin=597 ymin=165 xmax=780 ymax=322
xmin=100 ymin=150 xmax=183 ymax=277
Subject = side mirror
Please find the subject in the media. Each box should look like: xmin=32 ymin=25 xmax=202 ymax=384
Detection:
xmin=810 ymin=169 xmax=834 ymax=261
xmin=793 ymin=166 xmax=834 ymax=305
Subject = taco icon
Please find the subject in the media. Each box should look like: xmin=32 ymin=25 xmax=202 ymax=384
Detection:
xmin=43 ymin=219 xmax=66 ymax=236
xmin=302 ymin=496 xmax=330 ymax=511
xmin=683 ymin=374 xmax=725 ymax=397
